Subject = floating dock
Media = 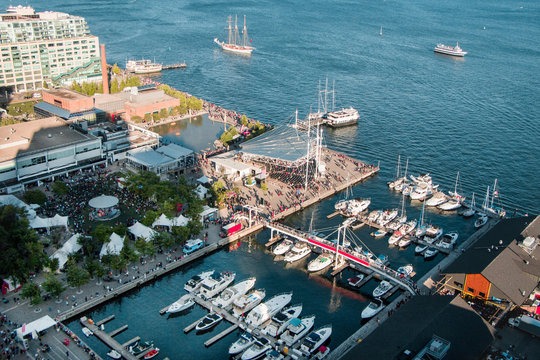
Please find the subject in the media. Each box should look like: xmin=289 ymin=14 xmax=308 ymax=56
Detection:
xmin=80 ymin=316 xmax=139 ymax=360
xmin=163 ymin=63 xmax=187 ymax=70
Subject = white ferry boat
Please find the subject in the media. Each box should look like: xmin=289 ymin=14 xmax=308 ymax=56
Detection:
xmin=125 ymin=59 xmax=163 ymax=74
xmin=433 ymin=43 xmax=467 ymax=57
xmin=324 ymin=107 xmax=359 ymax=128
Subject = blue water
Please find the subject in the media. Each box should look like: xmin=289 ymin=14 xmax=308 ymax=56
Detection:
xmin=26 ymin=0 xmax=538 ymax=357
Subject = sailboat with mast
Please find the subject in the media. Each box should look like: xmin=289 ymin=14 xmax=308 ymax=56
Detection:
xmin=461 ymin=192 xmax=475 ymax=218
xmin=438 ymin=172 xmax=465 ymax=211
xmin=485 ymin=179 xmax=506 ymax=218
xmin=214 ymin=15 xmax=255 ymax=55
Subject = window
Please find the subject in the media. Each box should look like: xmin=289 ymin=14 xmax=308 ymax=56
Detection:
xmin=453 ymin=281 xmax=463 ymax=288
xmin=478 ymin=292 xmax=486 ymax=298
xmin=467 ymin=287 xmax=475 ymax=293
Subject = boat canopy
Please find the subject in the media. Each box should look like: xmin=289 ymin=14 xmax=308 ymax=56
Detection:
xmin=289 ymin=318 xmax=302 ymax=327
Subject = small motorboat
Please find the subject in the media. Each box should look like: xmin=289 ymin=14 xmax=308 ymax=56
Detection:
xmin=377 ymin=209 xmax=398 ymax=226
xmin=397 ymin=265 xmax=414 ymax=277
xmin=263 ymin=303 xmax=303 ymax=337
xmin=129 ymin=341 xmax=153 ymax=355
xmin=166 ymin=293 xmax=194 ymax=314
xmin=347 ymin=274 xmax=365 ymax=288
xmin=212 ymin=277 xmax=256 ymax=308
xmin=280 ymin=315 xmax=316 ymax=346
xmin=372 ymin=229 xmax=387 ymax=238
xmin=475 ymin=214 xmax=488 ymax=229
xmin=273 ymin=238 xmax=294 ymax=256
xmin=307 ymin=253 xmax=333 ymax=273
xmin=424 ymin=247 xmax=439 ymax=259
xmin=415 ymin=244 xmax=428 ymax=254
xmin=438 ymin=232 xmax=459 ymax=249
xmin=231 ymin=288 xmax=266 ymax=318
xmin=229 ymin=332 xmax=256 ymax=355
xmin=263 ymin=349 xmax=284 ymax=360
xmin=81 ymin=327 xmax=93 ymax=337
xmin=184 ymin=270 xmax=214 ymax=293
xmin=195 ymin=312 xmax=223 ymax=332
xmin=361 ymin=299 xmax=384 ymax=319
xmin=241 ymin=337 xmax=271 ymax=360
xmin=313 ymin=346 xmax=331 ymax=359
xmin=373 ymin=280 xmax=393 ymax=298
xmin=107 ymin=350 xmax=121 ymax=359
xmin=284 ymin=242 xmax=311 ymax=263
xmin=425 ymin=225 xmax=442 ymax=237
xmin=461 ymin=193 xmax=476 ymax=218
xmin=300 ymin=325 xmax=332 ymax=355
xmin=398 ymin=236 xmax=413 ymax=248
xmin=144 ymin=348 xmax=159 ymax=359
xmin=198 ymin=271 xmax=236 ymax=300
xmin=388 ymin=231 xmax=403 ymax=246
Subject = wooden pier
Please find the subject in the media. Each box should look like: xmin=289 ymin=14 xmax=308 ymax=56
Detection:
xmin=327 ymin=211 xmax=340 ymax=219
xmin=183 ymin=314 xmax=208 ymax=334
xmin=204 ymin=325 xmax=238 ymax=347
xmin=109 ymin=324 xmax=128 ymax=337
xmin=265 ymin=235 xmax=282 ymax=248
xmin=80 ymin=316 xmax=138 ymax=360
xmin=331 ymin=263 xmax=349 ymax=276
xmin=122 ymin=336 xmax=140 ymax=348
xmin=96 ymin=315 xmax=115 ymax=326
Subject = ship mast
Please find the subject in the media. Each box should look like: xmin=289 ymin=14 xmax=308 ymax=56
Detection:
xmin=234 ymin=15 xmax=239 ymax=46
xmin=242 ymin=15 xmax=248 ymax=47
xmin=227 ymin=15 xmax=233 ymax=45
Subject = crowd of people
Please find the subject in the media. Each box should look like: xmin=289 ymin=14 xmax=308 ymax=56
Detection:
xmin=0 ymin=312 xmax=23 ymax=359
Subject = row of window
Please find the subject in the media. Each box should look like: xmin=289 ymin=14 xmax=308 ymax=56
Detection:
xmin=16 ymin=142 xmax=101 ymax=168
xmin=453 ymin=281 xmax=487 ymax=298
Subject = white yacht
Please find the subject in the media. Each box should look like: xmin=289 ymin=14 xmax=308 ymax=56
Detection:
xmin=244 ymin=292 xmax=293 ymax=328
xmin=438 ymin=232 xmax=459 ymax=249
xmin=397 ymin=265 xmax=414 ymax=277
xmin=415 ymin=244 xmax=428 ymax=254
xmin=307 ymin=253 xmax=334 ymax=272
xmin=387 ymin=215 xmax=406 ymax=231
xmin=410 ymin=174 xmax=432 ymax=187
xmin=377 ymin=209 xmax=399 ymax=226
xmin=195 ymin=312 xmax=223 ymax=332
xmin=475 ymin=214 xmax=488 ymax=229
xmin=423 ymin=229 xmax=443 ymax=244
xmin=262 ymin=303 xmax=303 ymax=337
xmin=184 ymin=270 xmax=215 ymax=293
xmin=388 ymin=231 xmax=404 ymax=246
xmin=398 ymin=236 xmax=413 ymax=248
xmin=300 ymin=325 xmax=333 ymax=355
xmin=241 ymin=337 xmax=271 ymax=360
xmin=284 ymin=242 xmax=312 ymax=263
xmin=107 ymin=350 xmax=121 ymax=359
xmin=232 ymin=289 xmax=266 ymax=318
xmin=361 ymin=299 xmax=384 ymax=319
xmin=280 ymin=315 xmax=316 ymax=346
xmin=373 ymin=280 xmax=393 ymax=298
xmin=229 ymin=332 xmax=256 ymax=355
xmin=324 ymin=107 xmax=359 ymax=127
xmin=409 ymin=185 xmax=434 ymax=201
xmin=341 ymin=198 xmax=370 ymax=217
xmin=425 ymin=225 xmax=442 ymax=237
xmin=438 ymin=197 xmax=462 ymax=211
xmin=424 ymin=247 xmax=439 ymax=259
xmin=273 ymin=238 xmax=294 ymax=256
xmin=166 ymin=293 xmax=195 ymax=314
xmin=400 ymin=219 xmax=417 ymax=235
xmin=373 ymin=229 xmax=387 ymax=238
xmin=198 ymin=271 xmax=236 ymax=300
xmin=212 ymin=277 xmax=256 ymax=308
xmin=367 ymin=210 xmax=382 ymax=223
xmin=82 ymin=327 xmax=93 ymax=337
xmin=425 ymin=191 xmax=448 ymax=207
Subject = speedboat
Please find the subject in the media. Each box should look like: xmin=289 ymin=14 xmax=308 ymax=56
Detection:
xmin=300 ymin=325 xmax=332 ymax=355
xmin=367 ymin=210 xmax=382 ymax=223
xmin=229 ymin=332 xmax=257 ymax=355
xmin=241 ymin=337 xmax=271 ymax=360
xmin=307 ymin=253 xmax=333 ymax=272
xmin=244 ymin=292 xmax=293 ymax=328
xmin=82 ymin=327 xmax=93 ymax=337
xmin=273 ymin=238 xmax=294 ymax=256
xmin=388 ymin=231 xmax=403 ymax=246
xmin=144 ymin=348 xmax=159 ymax=359
xmin=438 ymin=197 xmax=462 ymax=211
xmin=264 ymin=350 xmax=284 ymax=360
xmin=377 ymin=209 xmax=398 ymax=226
xmin=438 ymin=232 xmax=459 ymax=249
xmin=361 ymin=299 xmax=384 ymax=319
xmin=398 ymin=236 xmax=413 ymax=248
xmin=376 ymin=254 xmax=390 ymax=265
xmin=373 ymin=229 xmax=387 ymax=238
xmin=415 ymin=224 xmax=428 ymax=238
xmin=232 ymin=289 xmax=266 ymax=318
xmin=461 ymin=207 xmax=475 ymax=218
xmin=263 ymin=303 xmax=303 ymax=337
xmin=212 ymin=277 xmax=256 ymax=308
xmin=424 ymin=228 xmax=443 ymax=244
xmin=397 ymin=265 xmax=414 ymax=277
xmin=386 ymin=216 xmax=406 ymax=231
xmin=415 ymin=244 xmax=428 ymax=254
xmin=400 ymin=219 xmax=417 ymax=235
xmin=107 ymin=350 xmax=121 ymax=359
xmin=348 ymin=274 xmax=365 ymax=288
xmin=129 ymin=341 xmax=153 ymax=355
xmin=426 ymin=191 xmax=448 ymax=207
xmin=425 ymin=225 xmax=442 ymax=237
xmin=475 ymin=214 xmax=488 ymax=229
xmin=280 ymin=315 xmax=316 ymax=346
xmin=284 ymin=242 xmax=311 ymax=263
xmin=184 ymin=270 xmax=214 ymax=293
xmin=424 ymin=247 xmax=439 ymax=259
xmin=198 ymin=271 xmax=236 ymax=300
xmin=196 ymin=312 xmax=223 ymax=331
xmin=166 ymin=293 xmax=194 ymax=314
xmin=373 ymin=280 xmax=393 ymax=298
xmin=313 ymin=346 xmax=331 ymax=359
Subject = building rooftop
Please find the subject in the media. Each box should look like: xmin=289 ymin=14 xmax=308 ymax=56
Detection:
xmin=0 ymin=117 xmax=96 ymax=162
xmin=43 ymin=89 xmax=91 ymax=101
xmin=343 ymin=295 xmax=495 ymax=360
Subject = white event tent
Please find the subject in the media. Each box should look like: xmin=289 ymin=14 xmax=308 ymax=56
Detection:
xmin=128 ymin=221 xmax=156 ymax=242
xmin=99 ymin=233 xmax=125 ymax=258
xmin=50 ymin=233 xmax=83 ymax=270
xmin=16 ymin=315 xmax=57 ymax=340
xmin=29 ymin=214 xmax=69 ymax=233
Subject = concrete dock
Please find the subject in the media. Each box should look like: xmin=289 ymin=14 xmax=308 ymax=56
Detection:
xmin=80 ymin=316 xmax=138 ymax=360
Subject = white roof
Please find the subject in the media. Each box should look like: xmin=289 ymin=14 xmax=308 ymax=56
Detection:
xmin=129 ymin=150 xmax=172 ymax=167
xmin=156 ymin=143 xmax=193 ymax=158
xmin=152 ymin=213 xmax=173 ymax=228
xmin=197 ymin=175 xmax=211 ymax=184
xmin=16 ymin=315 xmax=57 ymax=340
xmin=0 ymin=195 xmax=37 ymax=219
xmin=173 ymin=214 xmax=190 ymax=227
xmin=29 ymin=214 xmax=68 ymax=229
xmin=99 ymin=233 xmax=125 ymax=258
xmin=51 ymin=233 xmax=83 ymax=269
xmin=200 ymin=205 xmax=218 ymax=217
xmin=128 ymin=221 xmax=157 ymax=242
xmin=211 ymin=156 xmax=253 ymax=172
xmin=88 ymin=195 xmax=119 ymax=209
xmin=196 ymin=184 xmax=208 ymax=199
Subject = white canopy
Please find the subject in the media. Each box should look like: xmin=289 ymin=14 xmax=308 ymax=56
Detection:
xmin=88 ymin=195 xmax=119 ymax=209
xmin=99 ymin=233 xmax=125 ymax=258
xmin=29 ymin=214 xmax=68 ymax=230
xmin=200 ymin=205 xmax=218 ymax=220
xmin=50 ymin=233 xmax=83 ymax=270
xmin=128 ymin=221 xmax=156 ymax=242
xmin=0 ymin=195 xmax=37 ymax=219
xmin=173 ymin=214 xmax=190 ymax=227
xmin=152 ymin=214 xmax=173 ymax=229
xmin=196 ymin=184 xmax=208 ymax=199
xmin=16 ymin=315 xmax=57 ymax=340
xmin=197 ymin=175 xmax=211 ymax=184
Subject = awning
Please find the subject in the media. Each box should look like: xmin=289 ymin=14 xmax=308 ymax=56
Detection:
xmin=16 ymin=315 xmax=57 ymax=340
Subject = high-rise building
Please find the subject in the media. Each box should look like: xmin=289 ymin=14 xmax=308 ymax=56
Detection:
xmin=0 ymin=5 xmax=101 ymax=92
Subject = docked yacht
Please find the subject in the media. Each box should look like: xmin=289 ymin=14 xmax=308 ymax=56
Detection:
xmin=195 ymin=312 xmax=223 ymax=332
xmin=300 ymin=325 xmax=333 ymax=355
xmin=438 ymin=197 xmax=462 ymax=211
xmin=244 ymin=292 xmax=293 ymax=328
xmin=229 ymin=332 xmax=257 ymax=355
xmin=397 ymin=265 xmax=414 ymax=277
xmin=387 ymin=215 xmax=406 ymax=231
xmin=107 ymin=350 xmax=122 ymax=359
xmin=184 ymin=270 xmax=215 ymax=293
xmin=341 ymin=198 xmax=370 ymax=217
xmin=273 ymin=238 xmax=294 ymax=256
xmin=398 ymin=236 xmax=413 ymax=248
xmin=410 ymin=174 xmax=432 ymax=187
xmin=307 ymin=253 xmax=333 ymax=272
xmin=388 ymin=231 xmax=404 ymax=246
xmin=377 ymin=209 xmax=399 ymax=226
xmin=426 ymin=191 xmax=448 ymax=207
xmin=198 ymin=271 xmax=236 ymax=300
xmin=425 ymin=225 xmax=442 ymax=237
xmin=264 ymin=350 xmax=284 ymax=360
xmin=232 ymin=289 xmax=266 ymax=318
xmin=367 ymin=210 xmax=382 ymax=223
xmin=424 ymin=247 xmax=439 ymax=259
xmin=280 ymin=315 xmax=316 ymax=346
xmin=373 ymin=280 xmax=393 ymax=298
xmin=166 ymin=293 xmax=194 ymax=314
xmin=400 ymin=219 xmax=417 ymax=235
xmin=129 ymin=341 xmax=153 ymax=356
xmin=82 ymin=327 xmax=93 ymax=337
xmin=475 ymin=214 xmax=488 ymax=229
xmin=361 ymin=299 xmax=384 ymax=319
xmin=284 ymin=242 xmax=312 ymax=263
xmin=241 ymin=337 xmax=271 ymax=360
xmin=438 ymin=232 xmax=459 ymax=249
xmin=324 ymin=107 xmax=359 ymax=127
xmin=348 ymin=274 xmax=365 ymax=288
xmin=212 ymin=277 xmax=256 ymax=308
xmin=409 ymin=185 xmax=434 ymax=201
xmin=423 ymin=229 xmax=443 ymax=244
xmin=262 ymin=303 xmax=303 ymax=337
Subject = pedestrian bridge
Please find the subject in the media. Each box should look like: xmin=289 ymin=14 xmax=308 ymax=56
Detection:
xmin=264 ymin=221 xmax=418 ymax=295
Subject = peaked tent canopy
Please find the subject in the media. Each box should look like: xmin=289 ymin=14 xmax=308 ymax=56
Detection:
xmin=99 ymin=233 xmax=125 ymax=258
xmin=173 ymin=214 xmax=190 ymax=227
xmin=51 ymin=233 xmax=83 ymax=270
xmin=196 ymin=184 xmax=208 ymax=199
xmin=152 ymin=213 xmax=173 ymax=229
xmin=16 ymin=315 xmax=57 ymax=340
xmin=128 ymin=221 xmax=157 ymax=242
xmin=0 ymin=195 xmax=37 ymax=219
xmin=197 ymin=175 xmax=212 ymax=184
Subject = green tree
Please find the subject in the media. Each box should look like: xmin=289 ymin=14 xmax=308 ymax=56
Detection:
xmin=110 ymin=78 xmax=119 ymax=94
xmin=0 ymin=205 xmax=46 ymax=283
xmin=24 ymin=189 xmax=47 ymax=205
xmin=171 ymin=226 xmax=190 ymax=245
xmin=187 ymin=220 xmax=202 ymax=238
xmin=131 ymin=115 xmax=142 ymax=123
xmin=91 ymin=224 xmax=113 ymax=245
xmin=49 ymin=257 xmax=59 ymax=273
xmin=84 ymin=258 xmax=102 ymax=278
xmin=260 ymin=181 xmax=268 ymax=191
xmin=21 ymin=282 xmax=41 ymax=305
xmin=144 ymin=113 xmax=152 ymax=123
xmin=141 ymin=209 xmax=159 ymax=227
xmin=66 ymin=264 xmax=90 ymax=290
xmin=42 ymin=274 xmax=65 ymax=298
xmin=42 ymin=81 xmax=49 ymax=89
xmin=120 ymin=244 xmax=138 ymax=264
xmin=112 ymin=63 xmax=122 ymax=75
xmin=241 ymin=115 xmax=248 ymax=126
xmin=52 ymin=181 xmax=68 ymax=196
xmin=159 ymin=108 xmax=168 ymax=119
xmin=152 ymin=112 xmax=160 ymax=122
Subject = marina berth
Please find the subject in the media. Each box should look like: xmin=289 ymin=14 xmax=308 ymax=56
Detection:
xmin=307 ymin=253 xmax=334 ymax=272
xmin=241 ymin=337 xmax=271 ymax=360
xmin=195 ymin=312 xmax=223 ymax=332
xmin=361 ymin=299 xmax=385 ymax=319
xmin=279 ymin=315 xmax=316 ymax=347
xmin=475 ymin=214 xmax=488 ymax=228
xmin=373 ymin=280 xmax=393 ymax=298
xmin=347 ymin=274 xmax=365 ymax=288
xmin=184 ymin=270 xmax=215 ymax=293
xmin=273 ymin=238 xmax=294 ymax=255
xmin=438 ymin=197 xmax=462 ymax=211
xmin=212 ymin=277 xmax=256 ymax=308
xmin=377 ymin=209 xmax=399 ymax=226
xmin=434 ymin=42 xmax=467 ymax=57
xmin=198 ymin=271 xmax=236 ymax=300
xmin=262 ymin=303 xmax=303 ymax=337
xmin=425 ymin=225 xmax=442 ymax=237
xmin=129 ymin=341 xmax=153 ymax=355
xmin=166 ymin=293 xmax=194 ymax=314
xmin=229 ymin=332 xmax=257 ymax=355
xmin=426 ymin=191 xmax=448 ymax=207
xmin=300 ymin=325 xmax=333 ymax=355
xmin=143 ymin=348 xmax=159 ymax=359
xmin=388 ymin=231 xmax=404 ymax=246
xmin=438 ymin=232 xmax=459 ymax=249
xmin=232 ymin=289 xmax=266 ymax=318
xmin=244 ymin=292 xmax=293 ymax=328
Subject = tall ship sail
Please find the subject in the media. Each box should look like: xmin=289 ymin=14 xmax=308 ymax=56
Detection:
xmin=433 ymin=42 xmax=467 ymax=57
xmin=214 ymin=15 xmax=255 ymax=55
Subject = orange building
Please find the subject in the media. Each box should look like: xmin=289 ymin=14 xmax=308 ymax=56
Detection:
xmin=42 ymin=88 xmax=94 ymax=113
xmin=120 ymin=85 xmax=179 ymax=121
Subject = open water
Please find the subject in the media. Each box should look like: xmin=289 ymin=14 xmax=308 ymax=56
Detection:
xmin=25 ymin=0 xmax=538 ymax=357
